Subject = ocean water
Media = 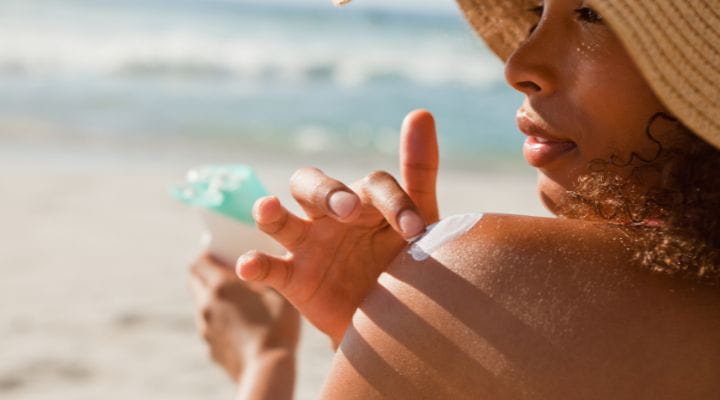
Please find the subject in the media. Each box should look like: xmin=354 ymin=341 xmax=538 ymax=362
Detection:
xmin=0 ymin=0 xmax=525 ymax=166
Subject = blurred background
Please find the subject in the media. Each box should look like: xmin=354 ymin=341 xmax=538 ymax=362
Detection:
xmin=0 ymin=0 xmax=547 ymax=399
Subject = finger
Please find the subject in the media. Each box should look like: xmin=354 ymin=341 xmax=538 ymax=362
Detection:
xmin=189 ymin=254 xmax=235 ymax=289
xmin=236 ymin=250 xmax=294 ymax=291
xmin=188 ymin=265 xmax=215 ymax=326
xmin=253 ymin=196 xmax=311 ymax=251
xmin=400 ymin=109 xmax=440 ymax=223
xmin=188 ymin=270 xmax=210 ymax=303
xmin=289 ymin=167 xmax=361 ymax=221
xmin=359 ymin=170 xmax=427 ymax=239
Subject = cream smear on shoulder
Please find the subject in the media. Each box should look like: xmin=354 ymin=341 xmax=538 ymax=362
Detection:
xmin=407 ymin=213 xmax=484 ymax=261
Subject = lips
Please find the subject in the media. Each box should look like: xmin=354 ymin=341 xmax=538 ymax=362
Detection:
xmin=516 ymin=114 xmax=577 ymax=168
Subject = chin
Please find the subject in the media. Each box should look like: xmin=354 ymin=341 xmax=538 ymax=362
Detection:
xmin=536 ymin=172 xmax=571 ymax=216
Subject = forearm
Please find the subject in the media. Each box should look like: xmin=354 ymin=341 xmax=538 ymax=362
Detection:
xmin=235 ymin=349 xmax=296 ymax=400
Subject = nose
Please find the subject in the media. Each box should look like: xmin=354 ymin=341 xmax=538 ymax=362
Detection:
xmin=504 ymin=25 xmax=558 ymax=97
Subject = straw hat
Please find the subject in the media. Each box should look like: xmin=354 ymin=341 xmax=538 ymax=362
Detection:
xmin=455 ymin=0 xmax=720 ymax=149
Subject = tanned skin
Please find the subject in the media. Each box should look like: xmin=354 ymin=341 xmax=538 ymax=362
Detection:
xmin=321 ymin=215 xmax=720 ymax=399
xmin=190 ymin=0 xmax=720 ymax=398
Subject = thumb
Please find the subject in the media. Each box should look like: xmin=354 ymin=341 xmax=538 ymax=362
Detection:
xmin=400 ymin=109 xmax=440 ymax=223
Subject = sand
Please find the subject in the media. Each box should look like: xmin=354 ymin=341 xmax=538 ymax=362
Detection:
xmin=0 ymin=140 xmax=548 ymax=399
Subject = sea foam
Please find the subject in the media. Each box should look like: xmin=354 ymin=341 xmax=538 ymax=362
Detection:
xmin=0 ymin=0 xmax=504 ymax=88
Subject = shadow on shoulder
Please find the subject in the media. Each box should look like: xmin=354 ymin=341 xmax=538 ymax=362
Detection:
xmin=323 ymin=214 xmax=720 ymax=400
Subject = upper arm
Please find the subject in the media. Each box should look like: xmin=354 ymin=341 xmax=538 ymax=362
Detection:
xmin=320 ymin=215 xmax=720 ymax=399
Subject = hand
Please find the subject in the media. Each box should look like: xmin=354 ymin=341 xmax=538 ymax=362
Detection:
xmin=189 ymin=254 xmax=300 ymax=382
xmin=236 ymin=110 xmax=440 ymax=345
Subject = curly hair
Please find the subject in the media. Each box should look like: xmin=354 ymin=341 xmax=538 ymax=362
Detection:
xmin=559 ymin=113 xmax=720 ymax=285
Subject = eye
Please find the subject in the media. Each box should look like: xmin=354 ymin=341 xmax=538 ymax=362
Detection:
xmin=574 ymin=6 xmax=603 ymax=23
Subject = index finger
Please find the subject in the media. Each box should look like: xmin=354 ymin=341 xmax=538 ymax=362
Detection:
xmin=400 ymin=109 xmax=440 ymax=223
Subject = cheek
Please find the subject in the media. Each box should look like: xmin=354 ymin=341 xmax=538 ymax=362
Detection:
xmin=569 ymin=45 xmax=666 ymax=161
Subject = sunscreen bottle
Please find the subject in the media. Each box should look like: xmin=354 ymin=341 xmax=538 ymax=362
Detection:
xmin=172 ymin=165 xmax=271 ymax=267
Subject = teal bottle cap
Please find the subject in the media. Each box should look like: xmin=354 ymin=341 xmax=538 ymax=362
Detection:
xmin=171 ymin=165 xmax=268 ymax=225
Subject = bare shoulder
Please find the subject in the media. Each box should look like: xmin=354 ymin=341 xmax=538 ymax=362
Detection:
xmin=321 ymin=214 xmax=720 ymax=400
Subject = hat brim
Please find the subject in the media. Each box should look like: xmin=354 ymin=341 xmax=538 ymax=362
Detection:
xmin=456 ymin=0 xmax=720 ymax=149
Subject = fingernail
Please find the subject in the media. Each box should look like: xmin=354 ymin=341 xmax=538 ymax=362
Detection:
xmin=236 ymin=253 xmax=259 ymax=280
xmin=329 ymin=191 xmax=358 ymax=219
xmin=253 ymin=196 xmax=280 ymax=225
xmin=398 ymin=210 xmax=425 ymax=237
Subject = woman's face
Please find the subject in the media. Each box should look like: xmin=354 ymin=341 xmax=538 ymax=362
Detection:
xmin=505 ymin=0 xmax=673 ymax=214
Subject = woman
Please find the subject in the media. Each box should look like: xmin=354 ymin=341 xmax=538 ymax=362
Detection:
xmin=190 ymin=0 xmax=720 ymax=398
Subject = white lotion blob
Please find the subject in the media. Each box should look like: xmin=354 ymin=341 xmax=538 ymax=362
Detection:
xmin=408 ymin=213 xmax=484 ymax=261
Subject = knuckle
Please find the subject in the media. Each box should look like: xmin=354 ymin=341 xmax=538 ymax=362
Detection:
xmin=255 ymin=254 xmax=272 ymax=282
xmin=364 ymin=170 xmax=392 ymax=185
xmin=362 ymin=171 xmax=409 ymax=206
xmin=259 ymin=210 xmax=289 ymax=235
xmin=385 ymin=193 xmax=412 ymax=213
xmin=389 ymin=189 xmax=411 ymax=205
xmin=402 ymin=161 xmax=436 ymax=172
xmin=209 ymin=284 xmax=226 ymax=300
xmin=214 ymin=282 xmax=235 ymax=300
xmin=290 ymin=166 xmax=321 ymax=185
xmin=240 ymin=251 xmax=271 ymax=281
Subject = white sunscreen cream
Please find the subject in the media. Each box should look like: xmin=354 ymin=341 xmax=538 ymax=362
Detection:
xmin=407 ymin=213 xmax=484 ymax=261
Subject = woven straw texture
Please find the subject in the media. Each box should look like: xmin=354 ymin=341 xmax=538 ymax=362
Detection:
xmin=455 ymin=0 xmax=720 ymax=149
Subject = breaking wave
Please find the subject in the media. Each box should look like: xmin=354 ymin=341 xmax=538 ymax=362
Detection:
xmin=0 ymin=0 xmax=504 ymax=88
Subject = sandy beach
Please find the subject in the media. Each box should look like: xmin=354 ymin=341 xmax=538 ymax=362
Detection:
xmin=0 ymin=138 xmax=548 ymax=399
